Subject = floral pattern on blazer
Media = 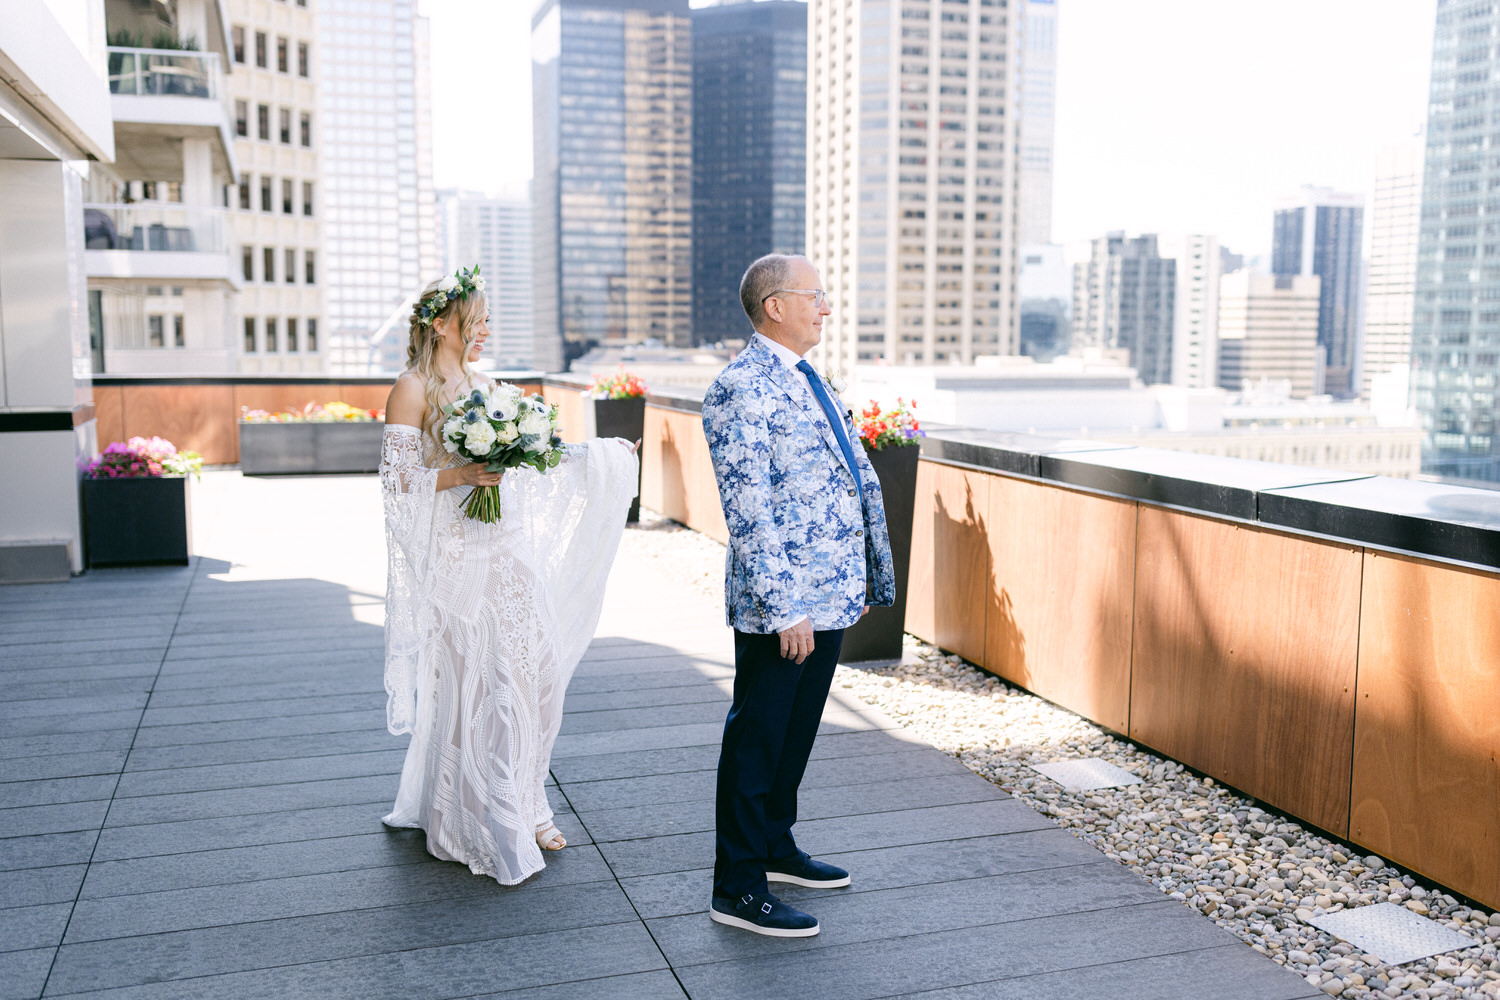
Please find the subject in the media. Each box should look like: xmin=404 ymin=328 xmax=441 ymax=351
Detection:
xmin=702 ymin=336 xmax=896 ymax=634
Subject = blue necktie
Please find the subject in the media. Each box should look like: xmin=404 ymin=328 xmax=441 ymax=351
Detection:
xmin=796 ymin=360 xmax=862 ymax=498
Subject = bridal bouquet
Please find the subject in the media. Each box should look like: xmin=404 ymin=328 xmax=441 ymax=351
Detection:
xmin=441 ymin=384 xmax=564 ymax=523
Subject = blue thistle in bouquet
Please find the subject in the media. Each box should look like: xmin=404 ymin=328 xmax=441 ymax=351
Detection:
xmin=440 ymin=383 xmax=565 ymax=523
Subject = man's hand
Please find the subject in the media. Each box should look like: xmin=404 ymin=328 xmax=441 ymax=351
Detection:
xmin=778 ymin=618 xmax=814 ymax=664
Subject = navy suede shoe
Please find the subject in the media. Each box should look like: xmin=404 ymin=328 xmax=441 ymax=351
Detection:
xmin=765 ymin=852 xmax=850 ymax=888
xmin=709 ymin=891 xmax=820 ymax=937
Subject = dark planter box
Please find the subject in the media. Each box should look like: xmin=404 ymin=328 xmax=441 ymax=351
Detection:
xmin=82 ymin=475 xmax=191 ymax=567
xmin=239 ymin=421 xmax=385 ymax=475
xmin=583 ymin=396 xmax=646 ymax=522
xmin=840 ymin=442 xmax=920 ymax=664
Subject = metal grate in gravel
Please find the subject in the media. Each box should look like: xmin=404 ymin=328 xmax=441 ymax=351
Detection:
xmin=1029 ymin=758 xmax=1144 ymax=791
xmin=1304 ymin=903 xmax=1479 ymax=965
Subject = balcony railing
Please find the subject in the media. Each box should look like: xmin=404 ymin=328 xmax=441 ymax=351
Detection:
xmin=106 ymin=46 xmax=221 ymax=101
xmin=84 ymin=203 xmax=226 ymax=256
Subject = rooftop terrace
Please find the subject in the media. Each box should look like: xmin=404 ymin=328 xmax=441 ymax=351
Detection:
xmin=0 ymin=471 xmax=1329 ymax=999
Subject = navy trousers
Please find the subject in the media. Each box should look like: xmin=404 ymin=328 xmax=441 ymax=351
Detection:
xmin=713 ymin=626 xmax=844 ymax=899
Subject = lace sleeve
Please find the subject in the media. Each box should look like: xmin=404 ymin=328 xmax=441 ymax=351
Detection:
xmin=381 ymin=424 xmax=438 ymax=735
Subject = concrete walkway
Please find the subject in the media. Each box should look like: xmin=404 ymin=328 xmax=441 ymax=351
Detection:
xmin=0 ymin=472 xmax=1322 ymax=999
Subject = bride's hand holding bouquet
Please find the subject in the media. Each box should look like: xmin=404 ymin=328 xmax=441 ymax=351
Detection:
xmin=441 ymin=383 xmax=565 ymax=523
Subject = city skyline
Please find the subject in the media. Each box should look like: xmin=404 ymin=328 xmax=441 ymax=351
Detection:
xmin=436 ymin=0 xmax=1434 ymax=261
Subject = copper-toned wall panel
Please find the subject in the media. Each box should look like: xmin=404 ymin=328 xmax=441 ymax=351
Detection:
xmin=1351 ymin=552 xmax=1500 ymax=909
xmin=234 ymin=385 xmax=335 ymax=419
xmin=1130 ymin=507 xmax=1361 ymax=835
xmin=93 ymin=386 xmax=125 ymax=447
xmin=334 ymin=385 xmax=393 ymax=412
xmin=904 ymin=461 xmax=989 ymax=665
xmin=986 ymin=479 xmax=1135 ymax=734
xmin=121 ymin=385 xmax=239 ymax=464
xmin=542 ymin=385 xmax=586 ymax=443
xmin=648 ymin=406 xmax=726 ymax=544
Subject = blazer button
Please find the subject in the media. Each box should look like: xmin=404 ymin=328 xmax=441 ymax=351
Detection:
xmin=856 ymin=529 xmax=864 ymax=537
xmin=848 ymin=488 xmax=856 ymax=497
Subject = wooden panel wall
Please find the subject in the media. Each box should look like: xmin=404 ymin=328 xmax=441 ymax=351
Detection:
xmin=904 ymin=461 xmax=990 ymax=665
xmin=1351 ymin=551 xmax=1500 ymax=908
xmin=1130 ymin=507 xmax=1362 ymax=836
xmin=118 ymin=385 xmax=239 ymax=465
xmin=645 ymin=405 xmax=727 ymax=544
xmin=985 ymin=479 xmax=1136 ymax=734
xmin=93 ymin=385 xmax=124 ymax=449
xmin=542 ymin=384 xmax=586 ymax=443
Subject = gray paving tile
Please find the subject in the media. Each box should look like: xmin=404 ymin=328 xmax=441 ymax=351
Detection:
xmin=551 ymin=722 xmax=724 ymax=759
xmin=902 ymin=943 xmax=1321 ymax=1000
xmin=46 ymin=883 xmax=643 ymax=993
xmin=123 ymin=729 xmax=405 ymax=772
xmin=137 ymin=691 xmax=378 ymax=727
xmin=0 ymin=751 xmax=128 ymax=784
xmin=559 ymin=700 xmax=727 ymax=736
xmin=0 ymin=799 xmax=110 ymax=839
xmin=160 ymin=636 xmax=382 ymax=662
xmin=562 ymin=682 xmax=728 ymax=715
xmin=0 ymin=694 xmax=148 ymax=723
xmin=0 ymin=832 xmax=96 ymax=872
xmin=102 ymin=774 xmax=394 ymax=827
xmin=3 ymin=711 xmax=142 ymax=740
xmin=565 ymin=666 xmax=730 ymax=696
xmin=0 ymin=775 xmax=117 ymax=810
xmin=112 ymin=749 xmax=405 ymax=798
xmin=0 ymin=864 xmax=87 ymax=907
xmin=0 ymin=731 xmax=134 ymax=763
xmin=129 ymin=708 xmax=386 ymax=747
xmin=142 ymin=676 xmax=380 ymax=710
xmin=0 ymin=662 xmax=159 ymax=687
xmin=0 ymin=901 xmax=70 ymax=952
xmin=5 ymin=678 xmax=153 ymax=705
xmin=41 ymin=921 xmax=666 ymax=1000
xmin=0 ymin=946 xmax=53 ymax=1000
xmin=150 ymin=647 xmax=382 ymax=679
xmin=91 ymin=802 xmax=389 ymax=862
xmin=463 ymin=969 xmax=686 ymax=1000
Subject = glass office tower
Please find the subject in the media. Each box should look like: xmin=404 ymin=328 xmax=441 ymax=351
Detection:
xmin=691 ymin=0 xmax=806 ymax=346
xmin=1272 ymin=187 xmax=1364 ymax=399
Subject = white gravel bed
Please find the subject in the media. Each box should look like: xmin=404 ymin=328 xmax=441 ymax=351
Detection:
xmin=627 ymin=511 xmax=1500 ymax=1000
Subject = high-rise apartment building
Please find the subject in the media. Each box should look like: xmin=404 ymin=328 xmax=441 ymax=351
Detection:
xmin=532 ymin=0 xmax=693 ymax=371
xmin=86 ymin=0 xmax=240 ymax=373
xmin=1413 ymin=0 xmax=1500 ymax=482
xmin=318 ymin=0 xmax=437 ymax=374
xmin=1018 ymin=0 xmax=1056 ymax=246
xmin=1217 ymin=271 xmax=1322 ymax=399
xmin=437 ymin=188 xmax=536 ymax=370
xmin=1071 ymin=233 xmax=1175 ymax=386
xmin=1363 ymin=138 xmax=1423 ymax=402
xmin=1160 ymin=233 xmax=1223 ymax=390
xmin=807 ymin=0 xmax=1023 ymax=371
xmin=226 ymin=0 xmax=325 ymax=373
xmin=692 ymin=0 xmax=806 ymax=345
xmin=1272 ymin=186 xmax=1364 ymax=399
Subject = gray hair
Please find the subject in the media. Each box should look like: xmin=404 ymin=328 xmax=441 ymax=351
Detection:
xmin=739 ymin=253 xmax=805 ymax=329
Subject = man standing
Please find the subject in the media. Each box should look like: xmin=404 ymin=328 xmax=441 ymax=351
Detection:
xmin=701 ymin=253 xmax=895 ymax=936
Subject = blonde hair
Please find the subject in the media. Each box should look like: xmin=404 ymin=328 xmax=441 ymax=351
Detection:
xmin=404 ymin=277 xmax=489 ymax=447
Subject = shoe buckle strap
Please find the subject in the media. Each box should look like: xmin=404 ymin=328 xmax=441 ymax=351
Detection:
xmin=761 ymin=901 xmax=773 ymax=914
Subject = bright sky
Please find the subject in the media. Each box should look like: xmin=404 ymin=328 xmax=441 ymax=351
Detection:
xmin=425 ymin=0 xmax=1437 ymax=257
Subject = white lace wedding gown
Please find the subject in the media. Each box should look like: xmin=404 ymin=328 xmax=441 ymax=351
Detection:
xmin=379 ymin=419 xmax=637 ymax=884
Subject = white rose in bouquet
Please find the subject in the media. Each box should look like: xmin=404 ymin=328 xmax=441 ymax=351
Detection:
xmin=463 ymin=419 xmax=497 ymax=455
xmin=442 ymin=415 xmax=464 ymax=452
xmin=518 ymin=409 xmax=552 ymax=451
xmin=495 ymin=422 xmax=519 ymax=445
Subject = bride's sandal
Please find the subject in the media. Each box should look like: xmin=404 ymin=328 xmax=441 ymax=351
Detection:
xmin=535 ymin=822 xmax=566 ymax=852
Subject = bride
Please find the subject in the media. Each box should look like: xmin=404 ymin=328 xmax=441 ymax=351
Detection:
xmin=379 ymin=267 xmax=638 ymax=884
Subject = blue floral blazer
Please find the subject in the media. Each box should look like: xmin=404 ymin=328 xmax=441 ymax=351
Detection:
xmin=702 ymin=336 xmax=896 ymax=634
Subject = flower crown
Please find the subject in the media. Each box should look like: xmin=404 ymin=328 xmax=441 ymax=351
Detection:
xmin=416 ymin=265 xmax=485 ymax=327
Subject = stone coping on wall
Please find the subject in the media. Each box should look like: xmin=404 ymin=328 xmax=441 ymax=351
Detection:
xmin=94 ymin=370 xmax=551 ymax=387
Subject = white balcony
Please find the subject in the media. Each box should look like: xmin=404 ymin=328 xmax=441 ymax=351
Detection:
xmin=84 ymin=203 xmax=239 ymax=286
xmin=107 ymin=47 xmax=237 ymax=181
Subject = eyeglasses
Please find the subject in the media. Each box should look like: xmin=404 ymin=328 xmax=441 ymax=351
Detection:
xmin=762 ymin=288 xmax=828 ymax=309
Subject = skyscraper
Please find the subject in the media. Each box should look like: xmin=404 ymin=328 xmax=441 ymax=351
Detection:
xmin=1160 ymin=233 xmax=1223 ymax=390
xmin=1072 ymin=233 xmax=1176 ymax=386
xmin=1272 ymin=186 xmax=1364 ymax=399
xmin=1413 ymin=1 xmax=1500 ymax=482
xmin=1363 ymin=138 xmax=1423 ymax=402
xmin=318 ymin=0 xmax=437 ymax=374
xmin=532 ymin=0 xmax=693 ymax=371
xmin=691 ymin=0 xmax=806 ymax=345
xmin=227 ymin=0 xmax=326 ymax=373
xmin=807 ymin=0 xmax=1023 ymax=371
xmin=437 ymin=188 xmax=536 ymax=370
xmin=1018 ymin=0 xmax=1057 ymax=247
xmin=1217 ymin=272 xmax=1322 ymax=399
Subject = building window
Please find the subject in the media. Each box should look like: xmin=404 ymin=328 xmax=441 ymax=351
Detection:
xmin=287 ymin=318 xmax=299 ymax=352
xmin=299 ymin=112 xmax=312 ymax=148
xmin=238 ymin=180 xmax=250 ymax=210
xmin=244 ymin=317 xmax=256 ymax=353
xmin=302 ymin=181 xmax=314 ymax=217
xmin=263 ymin=247 xmax=275 ymax=282
xmin=282 ymin=179 xmax=293 ymax=215
xmin=277 ymin=36 xmax=289 ymax=74
xmin=232 ymin=26 xmax=245 ymax=64
xmin=242 ymin=246 xmax=254 ymax=280
xmin=298 ymin=41 xmax=310 ymax=78
xmin=279 ymin=108 xmax=291 ymax=145
xmin=173 ymin=315 xmax=184 ymax=348
xmin=260 ymin=176 xmax=272 ymax=212
xmin=305 ymin=250 xmax=316 ymax=285
xmin=257 ymin=104 xmax=270 ymax=141
xmin=234 ymin=100 xmax=248 ymax=137
xmin=285 ymin=248 xmax=295 ymax=284
xmin=306 ymin=318 xmax=317 ymax=351
xmin=266 ymin=317 xmax=278 ymax=352
xmin=255 ymin=32 xmax=267 ymax=69
xmin=147 ymin=315 xmax=164 ymax=348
